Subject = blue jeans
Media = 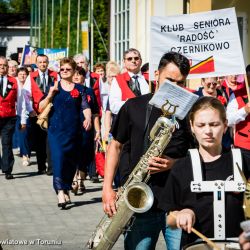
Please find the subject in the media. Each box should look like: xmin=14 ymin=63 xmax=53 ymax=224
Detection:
xmin=124 ymin=210 xmax=181 ymax=250
xmin=16 ymin=116 xmax=31 ymax=157
xmin=12 ymin=117 xmax=20 ymax=149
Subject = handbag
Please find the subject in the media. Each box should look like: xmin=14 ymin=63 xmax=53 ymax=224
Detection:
xmin=36 ymin=102 xmax=53 ymax=129
xmin=95 ymin=141 xmax=105 ymax=178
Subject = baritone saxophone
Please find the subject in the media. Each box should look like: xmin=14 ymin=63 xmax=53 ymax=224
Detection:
xmin=85 ymin=100 xmax=178 ymax=250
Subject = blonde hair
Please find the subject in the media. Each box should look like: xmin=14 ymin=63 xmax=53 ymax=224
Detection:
xmin=8 ymin=60 xmax=18 ymax=67
xmin=106 ymin=61 xmax=120 ymax=76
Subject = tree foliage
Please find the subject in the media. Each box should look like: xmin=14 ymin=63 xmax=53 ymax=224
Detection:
xmin=34 ymin=0 xmax=109 ymax=64
xmin=0 ymin=0 xmax=30 ymax=13
xmin=1 ymin=0 xmax=109 ymax=64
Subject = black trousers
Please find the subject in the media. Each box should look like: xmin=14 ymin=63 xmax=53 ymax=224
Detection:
xmin=29 ymin=117 xmax=47 ymax=171
xmin=0 ymin=116 xmax=16 ymax=174
xmin=241 ymin=147 xmax=250 ymax=177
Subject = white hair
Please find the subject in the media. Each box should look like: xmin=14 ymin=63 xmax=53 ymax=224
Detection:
xmin=73 ymin=54 xmax=89 ymax=64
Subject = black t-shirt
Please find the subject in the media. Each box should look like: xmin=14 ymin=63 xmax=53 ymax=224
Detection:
xmin=158 ymin=150 xmax=248 ymax=245
xmin=111 ymin=93 xmax=192 ymax=209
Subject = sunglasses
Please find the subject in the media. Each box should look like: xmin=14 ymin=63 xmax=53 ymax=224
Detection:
xmin=125 ymin=57 xmax=141 ymax=62
xmin=206 ymin=82 xmax=217 ymax=88
xmin=60 ymin=68 xmax=72 ymax=72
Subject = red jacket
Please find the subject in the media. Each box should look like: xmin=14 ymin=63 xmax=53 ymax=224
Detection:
xmin=0 ymin=76 xmax=17 ymax=118
xmin=234 ymin=87 xmax=250 ymax=150
xmin=30 ymin=70 xmax=58 ymax=113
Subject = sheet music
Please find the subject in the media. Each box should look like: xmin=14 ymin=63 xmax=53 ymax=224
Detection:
xmin=149 ymin=80 xmax=199 ymax=120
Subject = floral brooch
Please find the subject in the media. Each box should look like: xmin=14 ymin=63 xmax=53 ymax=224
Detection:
xmin=70 ymin=89 xmax=80 ymax=98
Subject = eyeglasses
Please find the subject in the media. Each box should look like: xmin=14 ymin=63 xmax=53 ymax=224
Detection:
xmin=206 ymin=82 xmax=217 ymax=88
xmin=60 ymin=68 xmax=72 ymax=72
xmin=125 ymin=57 xmax=141 ymax=62
xmin=0 ymin=64 xmax=7 ymax=67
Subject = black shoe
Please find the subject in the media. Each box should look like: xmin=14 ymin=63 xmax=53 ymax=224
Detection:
xmin=58 ymin=202 xmax=67 ymax=209
xmin=91 ymin=176 xmax=100 ymax=183
xmin=37 ymin=170 xmax=46 ymax=175
xmin=5 ymin=174 xmax=14 ymax=180
xmin=66 ymin=200 xmax=72 ymax=205
xmin=46 ymin=170 xmax=53 ymax=176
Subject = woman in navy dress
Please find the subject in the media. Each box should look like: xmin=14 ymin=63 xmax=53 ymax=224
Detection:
xmin=39 ymin=57 xmax=92 ymax=209
xmin=71 ymin=66 xmax=100 ymax=194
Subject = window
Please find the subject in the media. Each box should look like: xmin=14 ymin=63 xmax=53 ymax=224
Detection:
xmin=113 ymin=0 xmax=130 ymax=64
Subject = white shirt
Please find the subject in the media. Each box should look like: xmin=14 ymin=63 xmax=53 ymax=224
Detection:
xmin=21 ymin=69 xmax=59 ymax=124
xmin=16 ymin=79 xmax=25 ymax=117
xmin=99 ymin=78 xmax=110 ymax=111
xmin=226 ymin=92 xmax=248 ymax=127
xmin=85 ymin=71 xmax=91 ymax=88
xmin=109 ymin=72 xmax=149 ymax=114
xmin=1 ymin=75 xmax=8 ymax=96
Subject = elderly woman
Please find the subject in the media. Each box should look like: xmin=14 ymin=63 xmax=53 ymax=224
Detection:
xmin=39 ymin=57 xmax=92 ymax=209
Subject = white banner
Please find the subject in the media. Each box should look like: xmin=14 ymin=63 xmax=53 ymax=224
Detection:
xmin=150 ymin=8 xmax=245 ymax=79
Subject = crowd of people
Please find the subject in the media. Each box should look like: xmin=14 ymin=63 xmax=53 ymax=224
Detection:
xmin=1 ymin=48 xmax=250 ymax=249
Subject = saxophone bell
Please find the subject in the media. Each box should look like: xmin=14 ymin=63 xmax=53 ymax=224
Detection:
xmin=124 ymin=182 xmax=154 ymax=213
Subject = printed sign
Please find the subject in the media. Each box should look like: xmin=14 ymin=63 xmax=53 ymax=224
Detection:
xmin=21 ymin=45 xmax=68 ymax=71
xmin=150 ymin=8 xmax=245 ymax=79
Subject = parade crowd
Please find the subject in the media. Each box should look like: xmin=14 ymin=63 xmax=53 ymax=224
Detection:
xmin=1 ymin=48 xmax=250 ymax=249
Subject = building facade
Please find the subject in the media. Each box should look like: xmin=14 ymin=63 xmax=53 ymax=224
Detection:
xmin=109 ymin=0 xmax=249 ymax=67
xmin=0 ymin=14 xmax=30 ymax=60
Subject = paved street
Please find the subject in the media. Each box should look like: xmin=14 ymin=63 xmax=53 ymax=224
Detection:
xmin=0 ymin=153 xmax=165 ymax=250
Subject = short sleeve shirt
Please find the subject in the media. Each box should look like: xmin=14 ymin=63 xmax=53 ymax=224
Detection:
xmin=111 ymin=93 xmax=192 ymax=208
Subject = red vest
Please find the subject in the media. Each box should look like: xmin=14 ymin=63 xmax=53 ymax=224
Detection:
xmin=115 ymin=72 xmax=137 ymax=101
xmin=234 ymin=87 xmax=250 ymax=150
xmin=0 ymin=76 xmax=17 ymax=118
xmin=30 ymin=70 xmax=58 ymax=113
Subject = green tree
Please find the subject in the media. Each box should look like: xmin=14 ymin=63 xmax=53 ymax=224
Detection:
xmin=93 ymin=0 xmax=109 ymax=63
xmin=0 ymin=0 xmax=31 ymax=13
xmin=0 ymin=0 xmax=9 ymax=13
xmin=33 ymin=0 xmax=109 ymax=63
xmin=9 ymin=0 xmax=30 ymax=13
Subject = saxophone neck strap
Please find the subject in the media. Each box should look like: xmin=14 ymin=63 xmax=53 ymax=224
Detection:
xmin=143 ymin=103 xmax=153 ymax=154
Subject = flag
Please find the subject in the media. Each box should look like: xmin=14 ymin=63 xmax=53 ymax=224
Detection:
xmin=190 ymin=56 xmax=215 ymax=74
